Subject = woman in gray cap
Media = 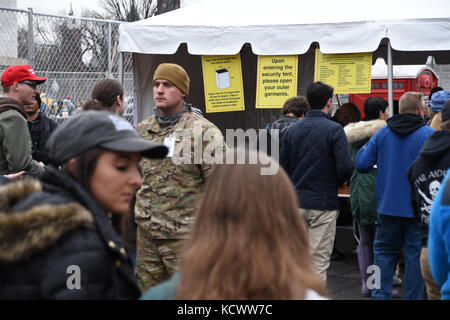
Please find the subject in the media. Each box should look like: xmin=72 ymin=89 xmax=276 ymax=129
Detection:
xmin=0 ymin=110 xmax=167 ymax=299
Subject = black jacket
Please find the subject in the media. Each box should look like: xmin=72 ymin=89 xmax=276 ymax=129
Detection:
xmin=407 ymin=130 xmax=450 ymax=246
xmin=280 ymin=110 xmax=354 ymax=210
xmin=264 ymin=115 xmax=298 ymax=156
xmin=0 ymin=166 xmax=141 ymax=299
xmin=29 ymin=113 xmax=58 ymax=164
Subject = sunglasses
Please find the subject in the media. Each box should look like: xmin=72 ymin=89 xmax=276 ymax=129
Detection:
xmin=19 ymin=81 xmax=38 ymax=89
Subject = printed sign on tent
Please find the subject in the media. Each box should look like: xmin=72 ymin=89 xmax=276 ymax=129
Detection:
xmin=201 ymin=54 xmax=245 ymax=113
xmin=314 ymin=49 xmax=372 ymax=94
xmin=255 ymin=55 xmax=298 ymax=109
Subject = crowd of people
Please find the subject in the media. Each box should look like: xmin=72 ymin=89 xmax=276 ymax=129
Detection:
xmin=0 ymin=62 xmax=449 ymax=300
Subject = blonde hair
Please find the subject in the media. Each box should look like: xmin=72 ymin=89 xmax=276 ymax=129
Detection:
xmin=175 ymin=149 xmax=326 ymax=300
xmin=430 ymin=112 xmax=442 ymax=131
xmin=423 ymin=105 xmax=433 ymax=120
xmin=399 ymin=92 xmax=423 ymax=114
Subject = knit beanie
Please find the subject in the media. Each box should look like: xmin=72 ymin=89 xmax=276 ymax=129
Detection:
xmin=153 ymin=63 xmax=190 ymax=97
xmin=441 ymin=99 xmax=450 ymax=122
xmin=430 ymin=89 xmax=450 ymax=112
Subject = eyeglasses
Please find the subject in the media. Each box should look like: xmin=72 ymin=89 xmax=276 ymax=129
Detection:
xmin=19 ymin=81 xmax=38 ymax=89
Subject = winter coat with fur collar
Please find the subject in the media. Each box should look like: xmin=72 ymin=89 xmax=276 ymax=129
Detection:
xmin=0 ymin=165 xmax=141 ymax=299
xmin=344 ymin=120 xmax=386 ymax=225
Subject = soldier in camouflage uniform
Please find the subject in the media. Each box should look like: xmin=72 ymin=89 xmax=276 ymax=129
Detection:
xmin=135 ymin=63 xmax=226 ymax=291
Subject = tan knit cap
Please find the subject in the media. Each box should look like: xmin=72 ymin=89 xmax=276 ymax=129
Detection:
xmin=153 ymin=63 xmax=190 ymax=97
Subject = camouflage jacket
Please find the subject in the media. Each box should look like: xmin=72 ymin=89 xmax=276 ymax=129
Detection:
xmin=135 ymin=109 xmax=226 ymax=239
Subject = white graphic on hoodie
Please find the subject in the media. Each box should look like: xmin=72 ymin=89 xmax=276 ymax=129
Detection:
xmin=418 ymin=180 xmax=441 ymax=224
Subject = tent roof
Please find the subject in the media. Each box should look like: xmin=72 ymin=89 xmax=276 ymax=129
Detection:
xmin=118 ymin=0 xmax=450 ymax=55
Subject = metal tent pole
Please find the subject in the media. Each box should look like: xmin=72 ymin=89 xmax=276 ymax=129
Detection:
xmin=27 ymin=8 xmax=34 ymax=68
xmin=387 ymin=40 xmax=394 ymax=116
xmin=119 ymin=52 xmax=124 ymax=85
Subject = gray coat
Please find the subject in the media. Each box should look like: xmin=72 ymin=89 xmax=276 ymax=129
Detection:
xmin=0 ymin=97 xmax=44 ymax=176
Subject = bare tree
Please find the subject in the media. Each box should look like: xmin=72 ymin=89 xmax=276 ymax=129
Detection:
xmin=18 ymin=17 xmax=86 ymax=72
xmin=99 ymin=0 xmax=157 ymax=22
xmin=78 ymin=17 xmax=113 ymax=71
xmin=77 ymin=1 xmax=156 ymax=72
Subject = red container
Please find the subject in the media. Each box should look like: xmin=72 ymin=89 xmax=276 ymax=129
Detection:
xmin=349 ymin=59 xmax=439 ymax=117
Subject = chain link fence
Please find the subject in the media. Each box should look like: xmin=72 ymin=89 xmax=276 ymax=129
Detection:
xmin=0 ymin=6 xmax=135 ymax=125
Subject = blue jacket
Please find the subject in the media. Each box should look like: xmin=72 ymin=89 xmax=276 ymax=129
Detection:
xmin=139 ymin=272 xmax=328 ymax=300
xmin=356 ymin=114 xmax=434 ymax=218
xmin=428 ymin=171 xmax=450 ymax=300
xmin=280 ymin=110 xmax=353 ymax=210
xmin=140 ymin=273 xmax=180 ymax=300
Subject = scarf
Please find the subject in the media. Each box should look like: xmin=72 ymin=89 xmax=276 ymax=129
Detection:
xmin=154 ymin=103 xmax=192 ymax=129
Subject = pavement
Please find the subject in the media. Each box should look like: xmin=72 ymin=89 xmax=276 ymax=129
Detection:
xmin=326 ymin=252 xmax=373 ymax=300
xmin=326 ymin=225 xmax=405 ymax=300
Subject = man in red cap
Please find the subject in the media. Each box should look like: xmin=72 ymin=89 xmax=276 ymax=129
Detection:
xmin=0 ymin=65 xmax=47 ymax=176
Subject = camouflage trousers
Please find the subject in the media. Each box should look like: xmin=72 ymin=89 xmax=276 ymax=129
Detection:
xmin=135 ymin=228 xmax=184 ymax=292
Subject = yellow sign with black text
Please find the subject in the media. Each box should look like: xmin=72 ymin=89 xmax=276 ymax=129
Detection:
xmin=314 ymin=49 xmax=372 ymax=94
xmin=201 ymin=54 xmax=245 ymax=113
xmin=256 ymin=55 xmax=298 ymax=109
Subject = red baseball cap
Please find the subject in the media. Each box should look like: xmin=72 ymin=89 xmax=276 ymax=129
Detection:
xmin=1 ymin=65 xmax=47 ymax=87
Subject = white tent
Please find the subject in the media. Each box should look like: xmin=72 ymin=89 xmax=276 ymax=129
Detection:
xmin=118 ymin=0 xmax=450 ymax=128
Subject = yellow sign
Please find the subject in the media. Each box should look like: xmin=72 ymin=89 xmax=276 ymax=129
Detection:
xmin=314 ymin=49 xmax=372 ymax=94
xmin=256 ymin=55 xmax=298 ymax=109
xmin=201 ymin=54 xmax=245 ymax=113
xmin=40 ymin=92 xmax=54 ymax=108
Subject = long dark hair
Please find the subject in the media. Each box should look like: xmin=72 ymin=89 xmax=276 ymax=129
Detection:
xmin=82 ymin=79 xmax=124 ymax=112
xmin=60 ymin=147 xmax=104 ymax=192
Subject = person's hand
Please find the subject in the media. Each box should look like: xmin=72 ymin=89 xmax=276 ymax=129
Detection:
xmin=6 ymin=171 xmax=25 ymax=180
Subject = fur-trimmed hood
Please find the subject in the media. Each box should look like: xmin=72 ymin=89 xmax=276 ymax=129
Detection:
xmin=0 ymin=178 xmax=94 ymax=262
xmin=344 ymin=119 xmax=386 ymax=145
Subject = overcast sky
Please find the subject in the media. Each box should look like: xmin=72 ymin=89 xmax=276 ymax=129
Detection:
xmin=16 ymin=0 xmax=104 ymax=16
